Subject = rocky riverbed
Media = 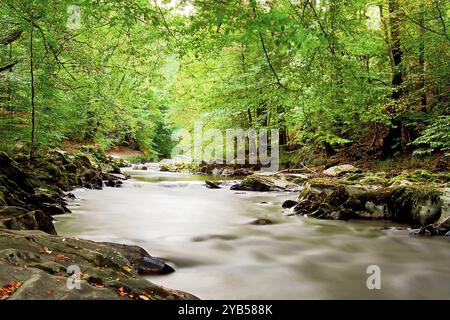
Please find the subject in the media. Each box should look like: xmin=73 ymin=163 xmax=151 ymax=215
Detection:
xmin=0 ymin=149 xmax=197 ymax=300
xmin=193 ymin=162 xmax=450 ymax=237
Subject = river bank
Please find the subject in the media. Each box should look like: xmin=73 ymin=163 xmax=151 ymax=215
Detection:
xmin=0 ymin=148 xmax=197 ymax=300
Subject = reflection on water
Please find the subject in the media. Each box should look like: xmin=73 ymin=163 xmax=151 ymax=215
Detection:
xmin=55 ymin=168 xmax=450 ymax=300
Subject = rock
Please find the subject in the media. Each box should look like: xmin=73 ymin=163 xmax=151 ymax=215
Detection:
xmin=38 ymin=203 xmax=71 ymax=216
xmin=361 ymin=201 xmax=387 ymax=219
xmin=282 ymin=200 xmax=298 ymax=209
xmin=231 ymin=175 xmax=273 ymax=191
xmin=132 ymin=165 xmax=148 ymax=171
xmin=0 ymin=229 xmax=197 ymax=300
xmin=0 ymin=207 xmax=56 ymax=234
xmin=220 ymin=168 xmax=235 ymax=177
xmin=109 ymin=173 xmax=127 ymax=180
xmin=80 ymin=170 xmax=103 ymax=189
xmin=205 ymin=181 xmax=221 ymax=189
xmin=232 ymin=168 xmax=253 ymax=176
xmin=323 ymin=164 xmax=362 ymax=177
xmin=63 ymin=193 xmax=76 ymax=201
xmin=324 ymin=160 xmax=341 ymax=169
xmin=105 ymin=179 xmax=123 ymax=188
xmin=291 ymin=178 xmax=445 ymax=226
xmin=249 ymin=218 xmax=273 ymax=225
xmin=0 ymin=152 xmax=35 ymax=193
xmin=230 ymin=174 xmax=299 ymax=192
xmin=435 ymin=188 xmax=450 ymax=227
xmin=388 ymin=187 xmax=442 ymax=227
xmin=0 ymin=190 xmax=6 ymax=207
xmin=101 ymin=243 xmax=175 ymax=275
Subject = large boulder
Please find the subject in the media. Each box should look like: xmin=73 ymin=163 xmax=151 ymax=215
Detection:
xmin=101 ymin=243 xmax=175 ymax=275
xmin=291 ymin=181 xmax=443 ymax=225
xmin=388 ymin=187 xmax=442 ymax=227
xmin=0 ymin=229 xmax=197 ymax=300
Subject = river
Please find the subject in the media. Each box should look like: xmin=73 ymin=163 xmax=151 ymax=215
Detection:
xmin=55 ymin=166 xmax=450 ymax=299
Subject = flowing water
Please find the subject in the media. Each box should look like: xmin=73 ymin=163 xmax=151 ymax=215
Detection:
xmin=55 ymin=167 xmax=450 ymax=300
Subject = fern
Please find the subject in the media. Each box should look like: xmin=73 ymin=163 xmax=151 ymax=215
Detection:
xmin=411 ymin=116 xmax=450 ymax=157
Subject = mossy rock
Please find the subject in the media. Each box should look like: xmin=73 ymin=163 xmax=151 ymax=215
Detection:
xmin=0 ymin=229 xmax=198 ymax=300
xmin=0 ymin=207 xmax=56 ymax=234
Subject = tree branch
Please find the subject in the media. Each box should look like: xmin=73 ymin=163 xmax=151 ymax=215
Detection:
xmin=0 ymin=31 xmax=22 ymax=45
xmin=252 ymin=4 xmax=288 ymax=91
xmin=0 ymin=61 xmax=18 ymax=73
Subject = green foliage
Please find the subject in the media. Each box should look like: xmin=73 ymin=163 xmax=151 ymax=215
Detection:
xmin=412 ymin=116 xmax=450 ymax=157
xmin=0 ymin=0 xmax=448 ymax=163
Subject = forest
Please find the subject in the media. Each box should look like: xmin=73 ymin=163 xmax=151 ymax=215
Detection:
xmin=0 ymin=0 xmax=449 ymax=302
xmin=1 ymin=0 xmax=448 ymax=166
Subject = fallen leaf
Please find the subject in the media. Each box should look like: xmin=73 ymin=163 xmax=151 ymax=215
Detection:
xmin=47 ymin=290 xmax=54 ymax=296
xmin=44 ymin=247 xmax=53 ymax=254
xmin=122 ymin=266 xmax=133 ymax=273
xmin=117 ymin=287 xmax=128 ymax=297
xmin=0 ymin=281 xmax=23 ymax=300
xmin=139 ymin=295 xmax=150 ymax=300
xmin=55 ymin=253 xmax=70 ymax=261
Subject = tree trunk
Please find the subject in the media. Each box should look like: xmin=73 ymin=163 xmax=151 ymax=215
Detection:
xmin=382 ymin=0 xmax=404 ymax=159
xmin=30 ymin=26 xmax=36 ymax=160
xmin=324 ymin=142 xmax=336 ymax=157
xmin=419 ymin=12 xmax=427 ymax=112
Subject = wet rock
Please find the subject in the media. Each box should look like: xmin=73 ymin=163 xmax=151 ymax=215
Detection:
xmin=282 ymin=200 xmax=298 ymax=209
xmin=0 ymin=207 xmax=56 ymax=234
xmin=109 ymin=173 xmax=127 ymax=180
xmin=63 ymin=193 xmax=76 ymax=201
xmin=38 ymin=203 xmax=70 ymax=216
xmin=101 ymin=242 xmax=175 ymax=275
xmin=231 ymin=175 xmax=273 ymax=191
xmin=409 ymin=224 xmax=448 ymax=237
xmin=105 ymin=179 xmax=123 ymax=188
xmin=205 ymin=181 xmax=221 ymax=189
xmin=132 ymin=165 xmax=148 ymax=171
xmin=388 ymin=187 xmax=442 ymax=226
xmin=290 ymin=179 xmax=445 ymax=226
xmin=230 ymin=174 xmax=299 ymax=192
xmin=249 ymin=218 xmax=273 ymax=225
xmin=232 ymin=168 xmax=253 ymax=176
xmin=0 ymin=229 xmax=197 ymax=300
xmin=323 ymin=164 xmax=362 ymax=177
xmin=79 ymin=170 xmax=103 ymax=189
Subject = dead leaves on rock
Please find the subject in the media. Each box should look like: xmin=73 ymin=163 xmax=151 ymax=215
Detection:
xmin=0 ymin=281 xmax=23 ymax=300
xmin=55 ymin=253 xmax=71 ymax=261
xmin=117 ymin=287 xmax=128 ymax=297
xmin=116 ymin=287 xmax=152 ymax=300
xmin=43 ymin=247 xmax=53 ymax=254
